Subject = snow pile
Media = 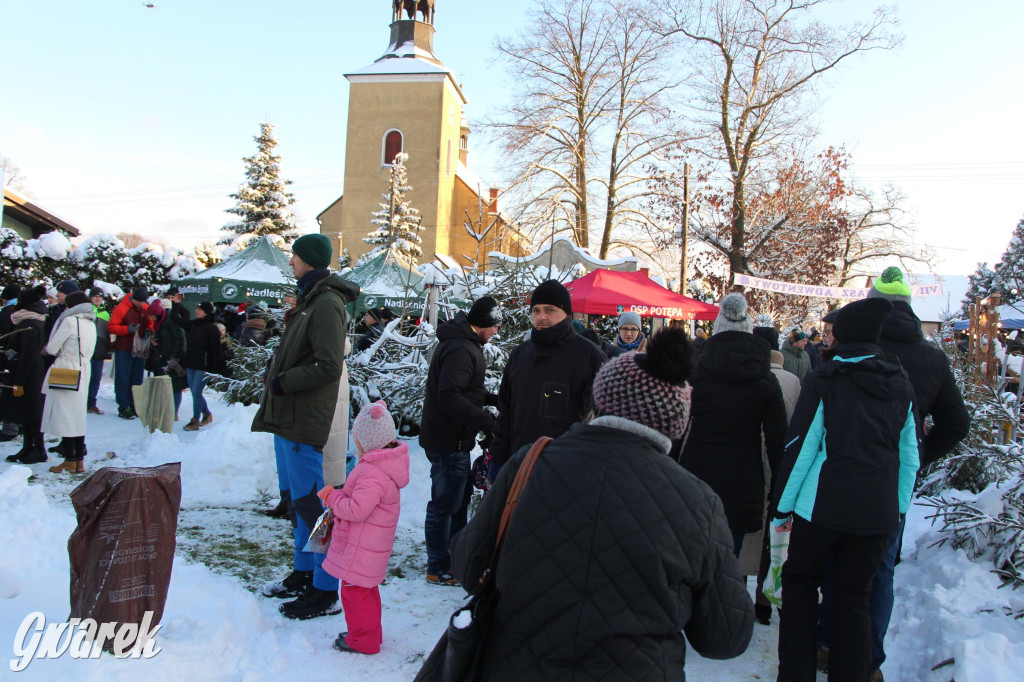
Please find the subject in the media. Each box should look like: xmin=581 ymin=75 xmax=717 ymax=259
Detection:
xmin=36 ymin=231 xmax=73 ymax=260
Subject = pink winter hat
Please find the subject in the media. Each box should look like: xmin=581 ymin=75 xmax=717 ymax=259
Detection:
xmin=352 ymin=400 xmax=397 ymax=453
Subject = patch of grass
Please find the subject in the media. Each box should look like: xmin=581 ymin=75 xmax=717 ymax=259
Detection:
xmin=176 ymin=506 xmax=292 ymax=591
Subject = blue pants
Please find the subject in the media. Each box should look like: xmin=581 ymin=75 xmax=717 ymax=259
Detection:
xmin=186 ymin=369 xmax=209 ymax=421
xmin=275 ymin=435 xmax=338 ymax=592
xmin=113 ymin=350 xmax=144 ymax=411
xmin=818 ymin=514 xmax=907 ymax=671
xmin=87 ymin=358 xmax=104 ymax=409
xmin=424 ymin=449 xmax=472 ymax=571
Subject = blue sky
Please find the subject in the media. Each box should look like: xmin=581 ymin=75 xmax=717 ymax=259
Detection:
xmin=1 ymin=0 xmax=1021 ymax=276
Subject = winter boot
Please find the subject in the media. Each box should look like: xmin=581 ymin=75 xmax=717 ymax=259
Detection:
xmin=183 ymin=418 xmax=200 ymax=432
xmin=200 ymin=411 xmax=213 ymax=426
xmin=279 ymin=587 xmax=340 ymax=620
xmin=816 ymin=644 xmax=830 ymax=674
xmin=868 ymin=669 xmax=884 ymax=682
xmin=262 ymin=490 xmax=292 ymax=519
xmin=262 ymin=570 xmax=313 ymax=599
xmin=19 ymin=433 xmax=48 ymax=464
xmin=49 ymin=460 xmax=78 ymax=474
xmin=6 ymin=430 xmax=33 ymax=462
xmin=426 ymin=568 xmax=460 ymax=586
xmin=333 ymin=632 xmax=370 ymax=655
xmin=754 ymin=603 xmax=772 ymax=625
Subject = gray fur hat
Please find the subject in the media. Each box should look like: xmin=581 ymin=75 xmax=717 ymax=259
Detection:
xmin=714 ymin=292 xmax=753 ymax=334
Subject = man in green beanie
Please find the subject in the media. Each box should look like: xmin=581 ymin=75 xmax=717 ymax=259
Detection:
xmin=816 ymin=266 xmax=969 ymax=681
xmin=252 ymin=232 xmax=360 ymax=619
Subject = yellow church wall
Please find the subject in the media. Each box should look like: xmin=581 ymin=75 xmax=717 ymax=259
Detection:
xmin=334 ymin=75 xmax=468 ymax=265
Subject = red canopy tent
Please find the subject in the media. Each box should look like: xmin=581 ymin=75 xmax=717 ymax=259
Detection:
xmin=566 ymin=269 xmax=719 ymax=320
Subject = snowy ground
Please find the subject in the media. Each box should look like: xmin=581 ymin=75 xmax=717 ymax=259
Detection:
xmin=2 ymin=371 xmax=1023 ymax=680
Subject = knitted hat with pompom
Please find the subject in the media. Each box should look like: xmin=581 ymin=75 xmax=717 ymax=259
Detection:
xmin=714 ymin=292 xmax=753 ymax=334
xmin=591 ymin=328 xmax=693 ymax=440
xmin=868 ymin=267 xmax=912 ymax=304
xmin=352 ymin=400 xmax=398 ymax=453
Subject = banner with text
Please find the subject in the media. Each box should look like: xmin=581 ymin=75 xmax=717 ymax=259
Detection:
xmin=733 ymin=274 xmax=943 ymax=300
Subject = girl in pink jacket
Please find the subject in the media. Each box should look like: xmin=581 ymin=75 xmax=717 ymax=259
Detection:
xmin=318 ymin=400 xmax=410 ymax=655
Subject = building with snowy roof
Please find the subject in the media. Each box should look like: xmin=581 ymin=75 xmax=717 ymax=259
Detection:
xmin=317 ymin=0 xmax=528 ymax=268
xmin=2 ymin=186 xmax=80 ymax=240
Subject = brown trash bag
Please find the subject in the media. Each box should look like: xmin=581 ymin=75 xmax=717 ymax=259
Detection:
xmin=68 ymin=462 xmax=182 ymax=653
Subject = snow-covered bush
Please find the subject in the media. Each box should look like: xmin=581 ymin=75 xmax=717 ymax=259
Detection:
xmin=920 ymin=340 xmax=1024 ymax=589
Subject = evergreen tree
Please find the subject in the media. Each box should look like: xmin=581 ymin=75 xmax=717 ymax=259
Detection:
xmin=363 ymin=153 xmax=424 ymax=262
xmin=220 ymin=122 xmax=300 ymax=246
xmin=963 ymin=216 xmax=1024 ymax=315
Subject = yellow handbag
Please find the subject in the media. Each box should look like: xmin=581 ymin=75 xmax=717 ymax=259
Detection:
xmin=48 ymin=319 xmax=83 ymax=391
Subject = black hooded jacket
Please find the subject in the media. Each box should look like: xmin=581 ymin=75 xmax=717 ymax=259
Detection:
xmin=445 ymin=421 xmax=754 ymax=681
xmin=171 ymin=304 xmax=222 ymax=372
xmin=489 ymin=318 xmax=605 ymax=465
xmin=418 ymin=312 xmax=495 ymax=453
xmin=878 ymin=301 xmax=970 ymax=466
xmin=676 ymin=330 xmax=788 ymax=534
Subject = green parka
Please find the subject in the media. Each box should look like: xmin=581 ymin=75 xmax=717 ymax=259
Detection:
xmin=251 ymin=272 xmax=359 ymax=447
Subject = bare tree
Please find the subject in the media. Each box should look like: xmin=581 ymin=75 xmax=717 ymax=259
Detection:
xmin=1 ymin=154 xmax=31 ymax=195
xmin=654 ymin=0 xmax=900 ymax=281
xmin=835 ymin=185 xmax=934 ymax=286
xmin=595 ymin=3 xmax=679 ymax=258
xmin=493 ymin=0 xmax=612 ymax=248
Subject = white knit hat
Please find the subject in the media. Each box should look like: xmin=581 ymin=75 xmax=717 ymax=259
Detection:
xmin=352 ymin=400 xmax=397 ymax=453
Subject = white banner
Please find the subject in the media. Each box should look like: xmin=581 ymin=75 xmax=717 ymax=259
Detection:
xmin=733 ymin=273 xmax=943 ymax=300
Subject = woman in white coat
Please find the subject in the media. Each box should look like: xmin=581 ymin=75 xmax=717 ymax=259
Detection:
xmin=42 ymin=291 xmax=97 ymax=474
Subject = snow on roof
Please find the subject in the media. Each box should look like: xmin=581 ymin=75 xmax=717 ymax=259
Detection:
xmin=907 ymin=274 xmax=970 ymax=322
xmin=346 ymin=57 xmax=452 ymax=77
xmin=455 ymin=163 xmax=486 ymax=197
xmin=490 ymin=236 xmax=639 ymax=267
xmin=184 ymin=236 xmax=293 ymax=284
xmin=383 ymin=40 xmax=438 ymax=61
xmin=346 ymin=248 xmax=424 ymax=297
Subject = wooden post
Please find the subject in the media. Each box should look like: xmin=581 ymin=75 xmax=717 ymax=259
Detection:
xmin=678 ymin=162 xmax=690 ymax=294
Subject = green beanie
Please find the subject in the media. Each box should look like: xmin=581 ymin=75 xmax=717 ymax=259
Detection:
xmin=291 ymin=233 xmax=333 ymax=271
xmin=868 ymin=266 xmax=912 ymax=303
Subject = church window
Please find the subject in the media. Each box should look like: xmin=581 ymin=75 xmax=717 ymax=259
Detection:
xmin=382 ymin=129 xmax=404 ymax=166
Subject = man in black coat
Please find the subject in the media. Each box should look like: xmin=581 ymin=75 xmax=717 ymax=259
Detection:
xmin=418 ymin=297 xmax=501 ymax=586
xmin=817 ymin=267 xmax=970 ymax=680
xmin=0 ymin=284 xmax=21 ymax=441
xmin=488 ymin=280 xmax=605 ymax=476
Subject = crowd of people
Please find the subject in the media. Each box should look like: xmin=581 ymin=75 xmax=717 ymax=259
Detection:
xmin=1 ymin=250 xmax=973 ymax=679
xmin=0 ymin=275 xmax=270 ymax=473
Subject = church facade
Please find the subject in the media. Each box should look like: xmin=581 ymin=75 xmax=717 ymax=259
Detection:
xmin=318 ymin=0 xmax=527 ymax=266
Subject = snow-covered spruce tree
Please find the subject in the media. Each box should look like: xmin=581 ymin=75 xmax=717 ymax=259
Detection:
xmin=918 ymin=338 xmax=1024 ymax=589
xmin=362 ymin=153 xmax=424 ymax=263
xmin=962 ymin=216 xmax=1024 ymax=316
xmin=194 ymin=241 xmax=224 ymax=268
xmin=219 ymin=122 xmax=300 ymax=247
xmin=206 ymin=308 xmax=284 ymax=405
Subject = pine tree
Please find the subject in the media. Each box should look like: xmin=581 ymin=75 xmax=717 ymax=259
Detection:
xmin=963 ymin=216 xmax=1024 ymax=315
xmin=220 ymin=122 xmax=300 ymax=246
xmin=363 ymin=153 xmax=424 ymax=262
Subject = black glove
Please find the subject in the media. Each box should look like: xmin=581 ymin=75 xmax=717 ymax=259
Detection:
xmin=478 ymin=432 xmax=494 ymax=451
xmin=128 ymin=323 xmax=140 ymax=334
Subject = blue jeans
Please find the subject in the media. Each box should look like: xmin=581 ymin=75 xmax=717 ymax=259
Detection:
xmin=818 ymin=514 xmax=907 ymax=671
xmin=424 ymin=449 xmax=472 ymax=571
xmin=186 ymin=369 xmax=209 ymax=421
xmin=87 ymin=358 xmax=104 ymax=409
xmin=275 ymin=435 xmax=338 ymax=592
xmin=113 ymin=350 xmax=144 ymax=411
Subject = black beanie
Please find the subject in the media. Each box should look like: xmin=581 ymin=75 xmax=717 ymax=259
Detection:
xmin=0 ymin=285 xmax=18 ymax=301
xmin=752 ymin=326 xmax=779 ymax=350
xmin=530 ymin=280 xmax=572 ymax=315
xmin=199 ymin=301 xmax=215 ymax=316
xmin=832 ymin=298 xmax=892 ymax=344
xmin=467 ymin=296 xmax=503 ymax=328
xmin=132 ymin=286 xmax=150 ymax=302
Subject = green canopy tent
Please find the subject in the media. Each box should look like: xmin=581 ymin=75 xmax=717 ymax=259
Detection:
xmin=175 ymin=236 xmax=295 ymax=314
xmin=344 ymin=248 xmax=427 ymax=317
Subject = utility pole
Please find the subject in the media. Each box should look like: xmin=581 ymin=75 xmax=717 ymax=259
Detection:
xmin=679 ymin=162 xmax=690 ymax=294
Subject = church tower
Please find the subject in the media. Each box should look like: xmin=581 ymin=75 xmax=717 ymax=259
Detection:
xmin=322 ymin=0 xmax=474 ymax=265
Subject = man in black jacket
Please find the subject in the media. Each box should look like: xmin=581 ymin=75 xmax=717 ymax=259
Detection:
xmin=488 ymin=280 xmax=605 ymax=477
xmin=418 ymin=297 xmax=501 ymax=586
xmin=817 ymin=267 xmax=970 ymax=680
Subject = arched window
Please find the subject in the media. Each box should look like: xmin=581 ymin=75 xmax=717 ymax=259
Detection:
xmin=382 ymin=130 xmax=403 ymax=166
